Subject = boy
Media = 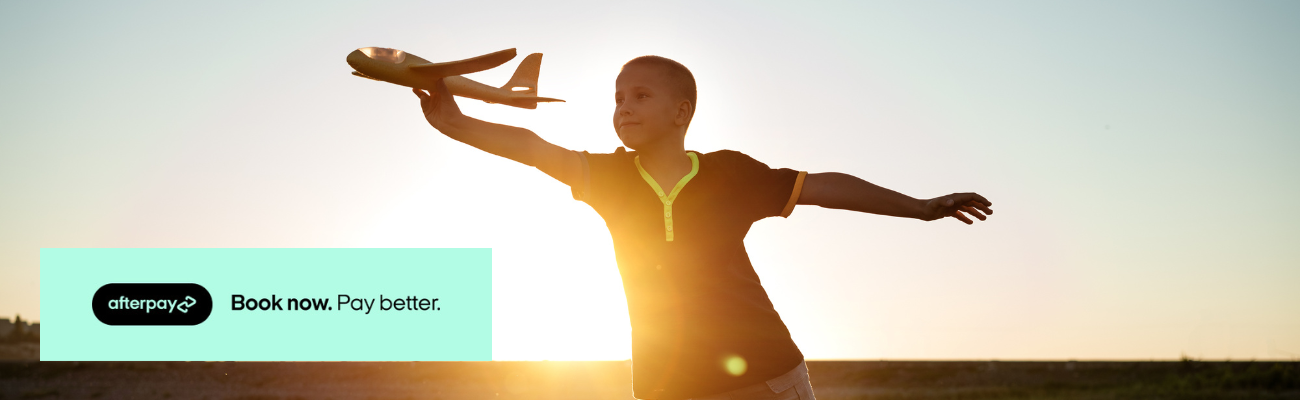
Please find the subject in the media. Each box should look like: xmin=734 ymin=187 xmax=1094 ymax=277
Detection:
xmin=412 ymin=56 xmax=992 ymax=400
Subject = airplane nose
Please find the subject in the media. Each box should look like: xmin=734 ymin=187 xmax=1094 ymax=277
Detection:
xmin=358 ymin=47 xmax=407 ymax=64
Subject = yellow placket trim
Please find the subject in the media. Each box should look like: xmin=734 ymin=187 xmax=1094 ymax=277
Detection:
xmin=634 ymin=152 xmax=699 ymax=242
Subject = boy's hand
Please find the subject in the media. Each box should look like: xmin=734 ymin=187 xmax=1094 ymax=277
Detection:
xmin=921 ymin=193 xmax=993 ymax=224
xmin=406 ymin=79 xmax=581 ymax=188
xmin=412 ymin=79 xmax=462 ymax=130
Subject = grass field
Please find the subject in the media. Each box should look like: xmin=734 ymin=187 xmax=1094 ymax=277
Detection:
xmin=2 ymin=359 xmax=1297 ymax=400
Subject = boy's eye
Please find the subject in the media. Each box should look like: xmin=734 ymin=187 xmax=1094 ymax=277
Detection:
xmin=638 ymin=94 xmax=648 ymax=99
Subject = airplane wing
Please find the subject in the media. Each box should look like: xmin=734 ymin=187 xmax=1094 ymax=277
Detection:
xmin=351 ymin=71 xmax=380 ymax=81
xmin=408 ymin=48 xmax=517 ymax=78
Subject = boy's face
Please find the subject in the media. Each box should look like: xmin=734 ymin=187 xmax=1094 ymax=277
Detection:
xmin=613 ymin=65 xmax=689 ymax=150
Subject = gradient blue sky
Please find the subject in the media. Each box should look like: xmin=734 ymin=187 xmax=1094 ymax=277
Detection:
xmin=2 ymin=1 xmax=1297 ymax=360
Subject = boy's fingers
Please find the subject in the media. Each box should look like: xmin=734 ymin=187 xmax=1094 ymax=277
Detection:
xmin=416 ymin=89 xmax=437 ymax=108
xmin=949 ymin=193 xmax=988 ymax=205
xmin=967 ymin=200 xmax=993 ymax=215
xmin=960 ymin=206 xmax=987 ymax=221
xmin=957 ymin=193 xmax=989 ymax=205
xmin=946 ymin=193 xmax=993 ymax=216
xmin=951 ymin=211 xmax=973 ymax=224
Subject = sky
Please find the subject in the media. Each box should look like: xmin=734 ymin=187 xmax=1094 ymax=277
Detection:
xmin=1 ymin=1 xmax=1297 ymax=360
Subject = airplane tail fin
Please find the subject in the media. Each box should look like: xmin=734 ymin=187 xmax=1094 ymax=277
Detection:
xmin=502 ymin=53 xmax=544 ymax=95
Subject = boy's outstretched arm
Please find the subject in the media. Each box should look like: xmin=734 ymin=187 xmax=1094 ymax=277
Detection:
xmin=797 ymin=173 xmax=993 ymax=224
xmin=412 ymin=79 xmax=580 ymax=187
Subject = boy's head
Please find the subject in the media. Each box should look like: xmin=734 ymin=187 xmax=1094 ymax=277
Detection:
xmin=613 ymin=56 xmax=697 ymax=151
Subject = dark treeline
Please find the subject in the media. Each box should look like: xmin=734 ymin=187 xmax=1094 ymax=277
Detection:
xmin=0 ymin=315 xmax=38 ymax=344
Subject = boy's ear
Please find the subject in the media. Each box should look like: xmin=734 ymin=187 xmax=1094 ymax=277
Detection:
xmin=675 ymin=99 xmax=694 ymax=127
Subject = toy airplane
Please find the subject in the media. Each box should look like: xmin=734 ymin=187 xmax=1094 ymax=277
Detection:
xmin=347 ymin=47 xmax=563 ymax=109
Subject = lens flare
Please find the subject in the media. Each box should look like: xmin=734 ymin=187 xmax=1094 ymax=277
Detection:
xmin=724 ymin=355 xmax=747 ymax=376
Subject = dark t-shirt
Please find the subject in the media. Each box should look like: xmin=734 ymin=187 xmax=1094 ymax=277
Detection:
xmin=571 ymin=147 xmax=808 ymax=400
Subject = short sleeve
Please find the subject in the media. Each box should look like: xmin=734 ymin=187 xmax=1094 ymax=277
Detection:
xmin=569 ymin=151 xmax=592 ymax=202
xmin=718 ymin=150 xmax=807 ymax=221
xmin=569 ymin=147 xmax=634 ymax=213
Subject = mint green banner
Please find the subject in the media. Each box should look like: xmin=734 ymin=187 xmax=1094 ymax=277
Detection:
xmin=41 ymin=248 xmax=491 ymax=361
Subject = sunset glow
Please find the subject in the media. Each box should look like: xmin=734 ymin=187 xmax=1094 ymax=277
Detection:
xmin=2 ymin=1 xmax=1297 ymax=361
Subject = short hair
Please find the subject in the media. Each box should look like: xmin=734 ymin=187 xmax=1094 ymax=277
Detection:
xmin=621 ymin=56 xmax=697 ymax=117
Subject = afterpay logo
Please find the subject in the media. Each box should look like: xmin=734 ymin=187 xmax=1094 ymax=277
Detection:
xmin=92 ymin=283 xmax=213 ymax=325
